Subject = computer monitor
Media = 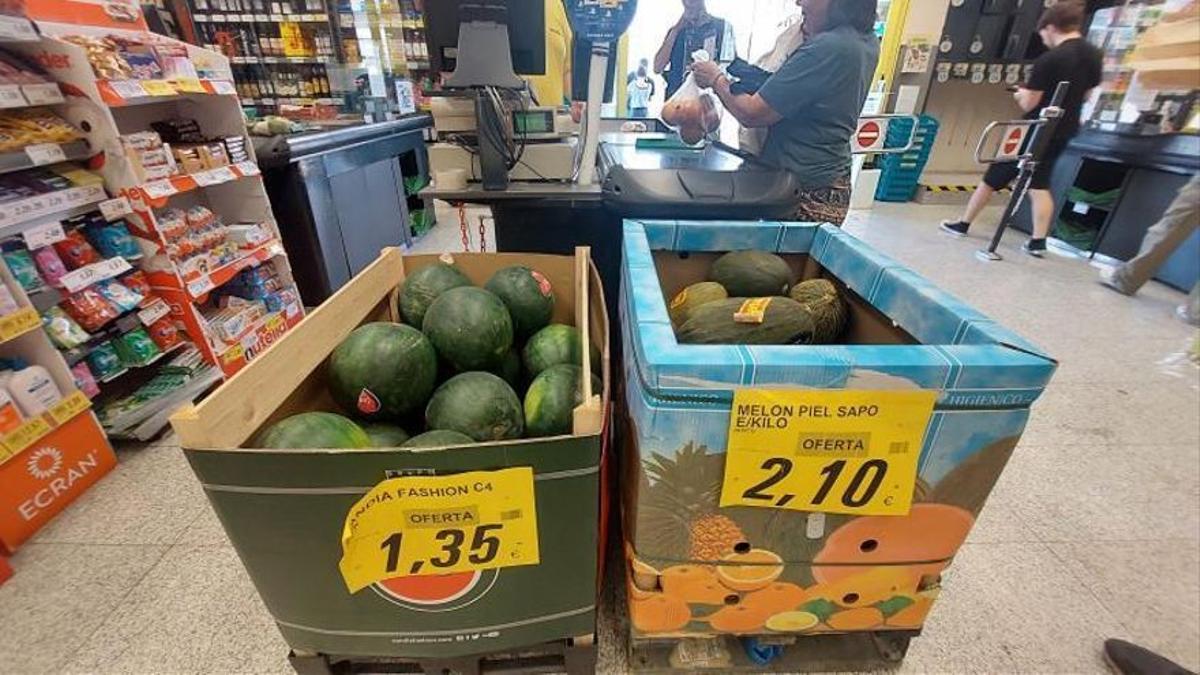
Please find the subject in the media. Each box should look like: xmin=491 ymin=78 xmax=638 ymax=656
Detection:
xmin=425 ymin=0 xmax=546 ymax=77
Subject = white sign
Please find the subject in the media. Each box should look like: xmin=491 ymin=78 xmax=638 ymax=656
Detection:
xmin=22 ymin=221 xmax=67 ymax=249
xmin=996 ymin=125 xmax=1029 ymax=160
xmin=0 ymin=84 xmax=25 ymax=108
xmin=25 ymin=143 xmax=67 ymax=166
xmin=394 ymin=80 xmax=416 ymax=115
xmin=211 ymin=80 xmax=238 ymax=95
xmin=21 ymin=83 xmax=64 ymax=105
xmin=138 ymin=298 xmax=171 ymax=326
xmin=0 ymin=15 xmax=37 ymax=41
xmin=59 ymin=257 xmax=133 ymax=293
xmin=110 ymin=80 xmax=148 ymax=99
xmin=142 ymin=180 xmax=177 ymax=199
xmin=99 ymin=197 xmax=132 ymax=221
xmin=234 ymin=160 xmax=260 ymax=176
xmin=187 ymin=276 xmax=215 ymax=298
xmin=193 ymin=166 xmax=237 ymax=186
xmin=852 ymin=118 xmax=889 ymax=153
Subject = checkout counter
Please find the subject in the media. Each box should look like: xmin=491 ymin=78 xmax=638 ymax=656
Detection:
xmin=1013 ymin=128 xmax=1200 ymax=290
xmin=255 ymin=115 xmax=434 ymax=304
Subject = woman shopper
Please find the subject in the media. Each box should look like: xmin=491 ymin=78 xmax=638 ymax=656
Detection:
xmin=691 ymin=0 xmax=879 ymax=224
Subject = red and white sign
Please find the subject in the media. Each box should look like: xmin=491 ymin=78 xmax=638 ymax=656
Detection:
xmin=997 ymin=125 xmax=1029 ymax=160
xmin=852 ymin=119 xmax=889 ymax=153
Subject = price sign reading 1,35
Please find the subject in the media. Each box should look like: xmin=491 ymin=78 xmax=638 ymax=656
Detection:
xmin=719 ymin=390 xmax=937 ymax=517
xmin=338 ymin=467 xmax=540 ymax=593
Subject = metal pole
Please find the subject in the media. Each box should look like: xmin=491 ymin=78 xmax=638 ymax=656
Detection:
xmin=976 ymin=81 xmax=1071 ymax=261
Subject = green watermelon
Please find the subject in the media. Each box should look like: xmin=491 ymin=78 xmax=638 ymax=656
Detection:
xmin=328 ymin=323 xmax=437 ymax=420
xmin=422 ymin=287 xmax=514 ymax=371
xmin=524 ymin=364 xmax=601 ymax=438
xmin=401 ymin=429 xmax=475 ymax=448
xmin=362 ymin=423 xmax=410 ymax=447
xmin=522 ymin=324 xmax=601 ymax=378
xmin=254 ymin=412 xmax=371 ymax=449
xmin=493 ymin=347 xmax=522 ymax=390
xmin=399 ymin=261 xmax=472 ymax=327
xmin=426 ymin=372 xmax=523 ymax=441
xmin=485 ymin=265 xmax=555 ymax=339
xmin=709 ymin=250 xmax=793 ymax=297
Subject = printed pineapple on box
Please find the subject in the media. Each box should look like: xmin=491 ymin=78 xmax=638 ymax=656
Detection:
xmin=619 ymin=220 xmax=1056 ymax=638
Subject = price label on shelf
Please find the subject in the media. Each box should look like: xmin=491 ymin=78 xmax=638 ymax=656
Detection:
xmin=212 ymin=13 xmax=227 ymax=21
xmin=211 ymin=80 xmax=238 ymax=96
xmin=59 ymin=257 xmax=133 ymax=293
xmin=338 ymin=467 xmax=540 ymax=593
xmin=99 ymin=196 xmax=133 ymax=221
xmin=187 ymin=276 xmax=215 ymax=298
xmin=2 ymin=417 xmax=51 ymax=455
xmin=193 ymin=166 xmax=237 ymax=186
xmin=138 ymin=298 xmax=171 ymax=326
xmin=110 ymin=80 xmax=148 ymax=99
xmin=718 ymin=389 xmax=937 ymax=517
xmin=142 ymin=180 xmax=177 ymax=200
xmin=0 ymin=307 xmax=39 ymax=341
xmin=234 ymin=160 xmax=260 ymax=176
xmin=48 ymin=391 xmax=91 ymax=426
xmin=142 ymin=80 xmax=177 ymax=97
xmin=22 ymin=220 xmax=66 ymax=249
xmin=25 ymin=143 xmax=67 ymax=167
xmin=255 ymin=13 xmax=268 ymax=21
xmin=0 ymin=84 xmax=25 ymax=108
xmin=173 ymin=78 xmax=207 ymax=93
xmin=21 ymin=82 xmax=64 ymax=105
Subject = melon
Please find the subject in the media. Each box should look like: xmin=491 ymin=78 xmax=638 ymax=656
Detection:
xmin=668 ymin=281 xmax=728 ymax=328
xmin=493 ymin=347 xmax=523 ymax=391
xmin=329 ymin=323 xmax=437 ymax=420
xmin=485 ymin=265 xmax=555 ymax=339
xmin=401 ymin=429 xmax=476 ymax=448
xmin=677 ymin=297 xmax=816 ymax=345
xmin=399 ymin=261 xmax=472 ymax=327
xmin=425 ymin=372 xmax=524 ymax=441
xmin=254 ymin=412 xmax=371 ymax=449
xmin=709 ymin=251 xmax=793 ymax=297
xmin=523 ymin=324 xmax=600 ymax=378
xmin=362 ymin=423 xmax=410 ymax=447
xmin=789 ymin=279 xmax=848 ymax=344
xmin=524 ymin=364 xmax=601 ymax=438
xmin=422 ymin=287 xmax=514 ymax=371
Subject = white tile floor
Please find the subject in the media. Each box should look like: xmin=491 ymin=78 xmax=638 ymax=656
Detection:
xmin=1 ymin=201 xmax=1197 ymax=675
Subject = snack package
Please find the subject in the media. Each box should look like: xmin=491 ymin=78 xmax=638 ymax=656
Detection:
xmin=114 ymin=326 xmax=161 ymax=366
xmin=157 ymin=208 xmax=188 ymax=242
xmin=60 ymin=287 xmax=119 ymax=332
xmin=86 ymin=219 xmax=141 ymax=259
xmin=185 ymin=205 xmax=216 ymax=231
xmin=71 ymin=361 xmax=101 ymax=398
xmin=61 ymin=35 xmax=133 ymax=80
xmin=31 ymin=246 xmax=69 ymax=287
xmin=86 ymin=340 xmax=124 ymax=380
xmin=121 ymin=270 xmax=153 ymax=299
xmin=2 ymin=248 xmax=46 ymax=292
xmin=146 ymin=316 xmax=182 ymax=350
xmin=95 ymin=279 xmax=144 ymax=313
xmin=42 ymin=306 xmax=91 ymax=349
xmin=0 ymin=280 xmax=18 ymax=315
xmin=52 ymin=230 xmax=102 ymax=269
xmin=660 ymin=51 xmax=724 ymax=146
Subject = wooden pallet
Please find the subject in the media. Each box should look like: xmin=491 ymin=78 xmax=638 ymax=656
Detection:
xmin=628 ymin=630 xmax=919 ymax=673
xmin=286 ymin=636 xmax=596 ymax=675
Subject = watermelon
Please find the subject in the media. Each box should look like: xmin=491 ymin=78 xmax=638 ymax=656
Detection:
xmin=426 ymin=372 xmax=524 ymax=441
xmin=254 ymin=412 xmax=371 ymax=449
xmin=402 ymin=430 xmax=475 ymax=448
xmin=485 ymin=265 xmax=555 ymax=339
xmin=399 ymin=261 xmax=472 ymax=327
xmin=523 ymin=324 xmax=601 ymax=378
xmin=329 ymin=323 xmax=437 ymax=420
xmin=422 ymin=287 xmax=514 ymax=371
xmin=789 ymin=279 xmax=848 ymax=344
xmin=669 ymin=281 xmax=728 ymax=328
xmin=363 ymin=423 xmax=410 ymax=447
xmin=524 ymin=364 xmax=601 ymax=438
xmin=493 ymin=347 xmax=522 ymax=391
xmin=677 ymin=297 xmax=816 ymax=345
xmin=709 ymin=250 xmax=793 ymax=297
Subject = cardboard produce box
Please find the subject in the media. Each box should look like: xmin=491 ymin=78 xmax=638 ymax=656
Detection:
xmin=619 ymin=220 xmax=1055 ymax=639
xmin=171 ymin=248 xmax=609 ymax=660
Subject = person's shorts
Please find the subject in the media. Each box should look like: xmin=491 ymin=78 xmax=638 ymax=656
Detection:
xmin=982 ymin=139 xmax=1067 ymax=191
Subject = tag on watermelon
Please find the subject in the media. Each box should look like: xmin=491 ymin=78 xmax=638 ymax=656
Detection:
xmin=357 ymin=389 xmax=381 ymax=415
xmin=530 ymin=270 xmax=553 ymax=297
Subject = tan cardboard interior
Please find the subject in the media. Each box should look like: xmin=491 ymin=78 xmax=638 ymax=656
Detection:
xmin=651 ymin=251 xmax=917 ymax=345
xmin=256 ymin=253 xmax=611 ymax=447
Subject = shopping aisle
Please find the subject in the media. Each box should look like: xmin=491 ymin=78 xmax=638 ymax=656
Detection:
xmin=0 ymin=202 xmax=1195 ymax=675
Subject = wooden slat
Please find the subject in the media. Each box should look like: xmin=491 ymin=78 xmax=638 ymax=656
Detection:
xmin=572 ymin=246 xmax=603 ymax=436
xmin=171 ymin=248 xmax=407 ymax=449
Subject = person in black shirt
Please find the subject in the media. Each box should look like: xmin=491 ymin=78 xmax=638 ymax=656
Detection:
xmin=653 ymin=0 xmax=735 ymax=99
xmin=940 ymin=1 xmax=1103 ymax=257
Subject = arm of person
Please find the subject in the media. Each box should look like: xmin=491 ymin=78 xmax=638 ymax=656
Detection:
xmin=654 ymin=23 xmax=681 ymax=74
xmin=1014 ymin=87 xmax=1044 ymax=112
xmin=709 ymin=72 xmax=781 ymax=128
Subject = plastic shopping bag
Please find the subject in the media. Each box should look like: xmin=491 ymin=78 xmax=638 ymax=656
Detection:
xmin=660 ymin=51 xmax=724 ymax=146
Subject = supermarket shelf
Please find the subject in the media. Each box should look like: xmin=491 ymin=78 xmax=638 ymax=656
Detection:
xmin=239 ymin=96 xmax=339 ymax=106
xmin=0 ymin=183 xmax=108 ymax=239
xmin=230 ymin=55 xmax=336 ymax=64
xmin=0 ymin=391 xmax=91 ymax=464
xmin=0 ymin=139 xmax=92 ymax=177
xmin=183 ymin=239 xmax=285 ymax=299
xmin=96 ymin=78 xmax=238 ymax=107
xmin=97 ymin=340 xmax=191 ymax=384
xmin=193 ymin=12 xmax=330 ymax=23
xmin=0 ymin=14 xmax=38 ymax=43
xmin=0 ymin=82 xmax=66 ymax=109
xmin=101 ymin=359 xmax=222 ymax=441
xmin=0 ymin=307 xmax=41 ymax=344
xmin=128 ymin=161 xmax=261 ymax=203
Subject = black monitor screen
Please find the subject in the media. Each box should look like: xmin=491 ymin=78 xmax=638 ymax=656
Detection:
xmin=425 ymin=0 xmax=547 ymax=77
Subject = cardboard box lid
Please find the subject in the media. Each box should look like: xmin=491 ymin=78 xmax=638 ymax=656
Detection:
xmin=622 ymin=220 xmax=1056 ymax=406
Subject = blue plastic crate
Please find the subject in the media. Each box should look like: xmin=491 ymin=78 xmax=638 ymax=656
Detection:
xmin=875 ymin=115 xmax=940 ymax=202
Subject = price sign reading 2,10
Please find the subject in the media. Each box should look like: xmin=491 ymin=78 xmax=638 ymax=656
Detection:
xmin=719 ymin=390 xmax=938 ymax=517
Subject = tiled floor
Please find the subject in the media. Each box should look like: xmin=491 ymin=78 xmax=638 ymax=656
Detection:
xmin=1 ymin=201 xmax=1196 ymax=674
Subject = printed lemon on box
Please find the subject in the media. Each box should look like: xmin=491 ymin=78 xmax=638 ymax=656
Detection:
xmin=338 ymin=467 xmax=539 ymax=593
xmin=719 ymin=390 xmax=937 ymax=517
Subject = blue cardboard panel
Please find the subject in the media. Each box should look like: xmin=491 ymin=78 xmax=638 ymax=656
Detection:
xmin=673 ymin=220 xmax=785 ymax=252
xmin=779 ymin=223 xmax=819 ymax=253
xmin=816 ymin=229 xmax=903 ymax=300
xmin=869 ymin=267 xmax=991 ymax=346
xmin=745 ymin=344 xmax=954 ymax=391
xmin=639 ymin=220 xmax=678 ymax=250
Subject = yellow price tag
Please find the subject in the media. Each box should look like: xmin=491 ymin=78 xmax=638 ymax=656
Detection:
xmin=0 ymin=307 xmax=39 ymax=341
xmin=141 ymin=80 xmax=177 ymax=96
xmin=338 ymin=467 xmax=540 ymax=593
xmin=48 ymin=391 xmax=91 ymax=426
xmin=719 ymin=390 xmax=937 ymax=516
xmin=2 ymin=417 xmax=52 ymax=456
xmin=173 ymin=77 xmax=207 ymax=93
xmin=221 ymin=344 xmax=244 ymax=366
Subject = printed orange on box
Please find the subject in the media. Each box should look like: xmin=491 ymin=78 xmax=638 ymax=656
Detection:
xmin=0 ymin=413 xmax=116 ymax=554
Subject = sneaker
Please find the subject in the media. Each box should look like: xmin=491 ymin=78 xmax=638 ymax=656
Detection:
xmin=1022 ymin=238 xmax=1046 ymax=257
xmin=1176 ymin=305 xmax=1199 ymax=327
xmin=940 ymin=220 xmax=970 ymax=237
xmin=1098 ymin=266 xmax=1135 ymax=296
xmin=1102 ymin=638 xmax=1196 ymax=675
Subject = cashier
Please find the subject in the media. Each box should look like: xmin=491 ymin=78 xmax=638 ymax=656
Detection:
xmin=692 ymin=0 xmax=880 ymax=224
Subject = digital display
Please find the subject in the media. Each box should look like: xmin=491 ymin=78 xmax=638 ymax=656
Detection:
xmin=514 ymin=111 xmax=554 ymax=134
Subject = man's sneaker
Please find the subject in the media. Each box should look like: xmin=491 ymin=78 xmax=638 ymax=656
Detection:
xmin=1102 ymin=638 xmax=1197 ymax=675
xmin=1176 ymin=304 xmax=1200 ymax=328
xmin=1098 ymin=266 xmax=1134 ymax=296
xmin=940 ymin=220 xmax=970 ymax=237
xmin=1022 ymin=238 xmax=1047 ymax=257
